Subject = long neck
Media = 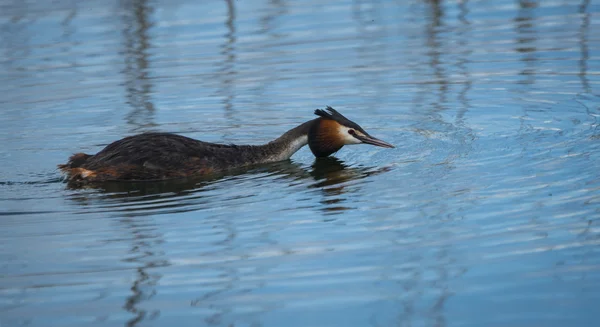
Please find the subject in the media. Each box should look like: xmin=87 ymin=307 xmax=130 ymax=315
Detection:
xmin=239 ymin=119 xmax=315 ymax=165
xmin=262 ymin=119 xmax=315 ymax=162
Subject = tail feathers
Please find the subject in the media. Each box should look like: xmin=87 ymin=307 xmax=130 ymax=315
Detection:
xmin=68 ymin=168 xmax=97 ymax=179
xmin=58 ymin=153 xmax=96 ymax=181
xmin=58 ymin=153 xmax=92 ymax=170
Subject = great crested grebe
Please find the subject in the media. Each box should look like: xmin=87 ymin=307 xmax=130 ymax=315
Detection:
xmin=59 ymin=106 xmax=394 ymax=182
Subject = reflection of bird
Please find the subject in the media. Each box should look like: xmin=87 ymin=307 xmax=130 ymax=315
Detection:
xmin=59 ymin=107 xmax=394 ymax=183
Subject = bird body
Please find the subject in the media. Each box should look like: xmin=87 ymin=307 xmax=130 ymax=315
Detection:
xmin=59 ymin=107 xmax=393 ymax=183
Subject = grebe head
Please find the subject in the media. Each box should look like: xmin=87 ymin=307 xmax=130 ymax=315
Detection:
xmin=308 ymin=106 xmax=395 ymax=157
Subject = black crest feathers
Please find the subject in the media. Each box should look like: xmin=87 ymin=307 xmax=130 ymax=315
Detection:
xmin=314 ymin=106 xmax=364 ymax=132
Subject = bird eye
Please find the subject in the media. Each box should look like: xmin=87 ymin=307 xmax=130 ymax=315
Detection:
xmin=348 ymin=129 xmax=356 ymax=135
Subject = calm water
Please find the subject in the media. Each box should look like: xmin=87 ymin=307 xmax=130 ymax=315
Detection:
xmin=1 ymin=0 xmax=600 ymax=326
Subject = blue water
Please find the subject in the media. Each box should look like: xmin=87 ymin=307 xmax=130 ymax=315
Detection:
xmin=1 ymin=0 xmax=600 ymax=326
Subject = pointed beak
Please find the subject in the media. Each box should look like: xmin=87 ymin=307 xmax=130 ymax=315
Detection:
xmin=356 ymin=134 xmax=395 ymax=148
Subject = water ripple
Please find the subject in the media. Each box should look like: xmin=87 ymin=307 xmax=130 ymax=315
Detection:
xmin=1 ymin=0 xmax=600 ymax=326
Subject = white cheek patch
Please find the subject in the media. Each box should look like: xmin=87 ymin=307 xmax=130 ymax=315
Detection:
xmin=338 ymin=126 xmax=363 ymax=145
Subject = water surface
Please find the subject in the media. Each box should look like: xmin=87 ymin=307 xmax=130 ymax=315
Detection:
xmin=1 ymin=0 xmax=600 ymax=326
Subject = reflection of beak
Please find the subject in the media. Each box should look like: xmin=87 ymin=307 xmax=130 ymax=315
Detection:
xmin=357 ymin=134 xmax=395 ymax=148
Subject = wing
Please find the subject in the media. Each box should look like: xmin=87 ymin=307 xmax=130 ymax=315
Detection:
xmin=81 ymin=133 xmax=246 ymax=179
